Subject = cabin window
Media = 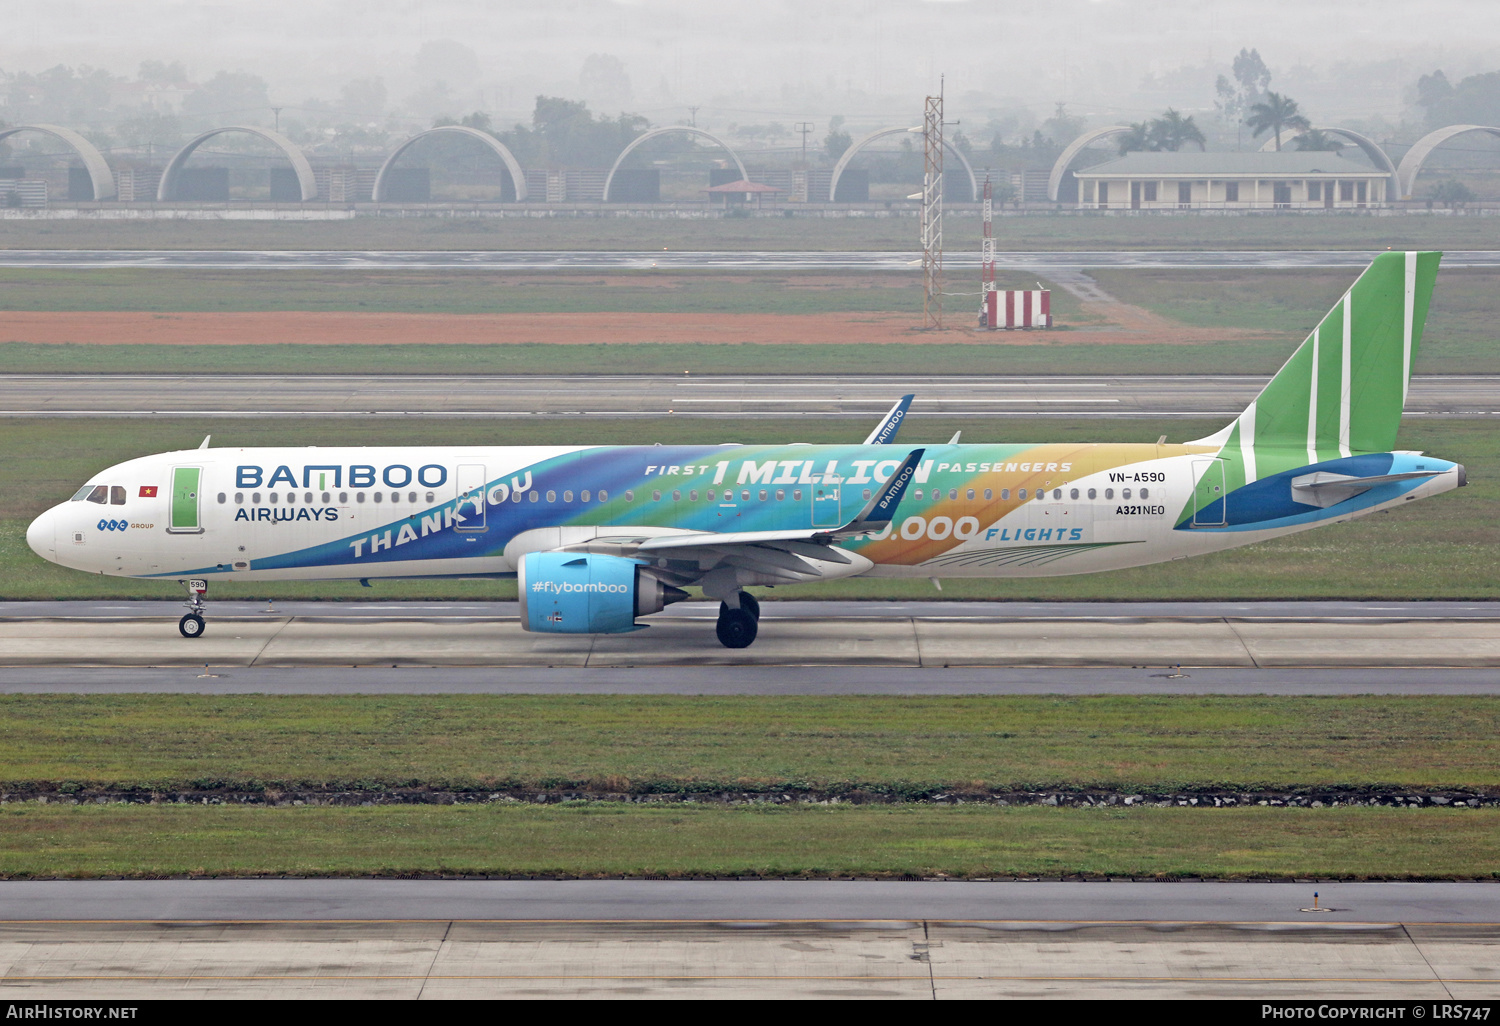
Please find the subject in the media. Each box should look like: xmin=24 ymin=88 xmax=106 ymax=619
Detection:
xmin=983 ymin=489 xmax=992 ymax=500
xmin=1053 ymin=488 xmax=1062 ymax=500
xmin=339 ymin=492 xmax=348 ymax=503
xmin=599 ymin=490 xmax=609 ymax=502
xmin=672 ymin=490 xmax=680 ymax=501
xmin=862 ymin=489 xmax=872 ymax=500
xmin=794 ymin=489 xmax=802 ymax=501
xmin=301 ymin=492 xmax=311 ymax=504
xmin=1140 ymin=487 xmax=1150 ymax=499
xmin=1018 ymin=489 xmax=1027 ymax=500
xmin=425 ymin=492 xmax=435 ymax=503
xmin=966 ymin=489 xmax=975 ymax=501
xmin=741 ymin=490 xmax=751 ymax=501
xmin=408 ymin=492 xmax=417 ymax=504
xmin=322 ymin=492 xmax=331 ymax=504
xmin=253 ymin=492 xmax=263 ymax=504
xmin=1105 ymin=488 xmax=1114 ymax=500
xmin=1122 ymin=488 xmax=1132 ymax=500
xmin=1001 ymin=489 xmax=1010 ymax=500
xmin=1088 ymin=488 xmax=1097 ymax=499
xmin=529 ymin=491 xmax=539 ymax=503
xmin=706 ymin=490 xmax=715 ymax=501
xmin=110 ymin=486 xmax=126 ymax=505
xmin=581 ymin=490 xmax=591 ymax=502
xmin=624 ymin=490 xmax=634 ymax=502
xmin=355 ymin=493 xmax=365 ymax=503
xmin=652 ymin=490 xmax=661 ymax=502
xmin=269 ymin=492 xmax=279 ymax=504
xmin=772 ymin=489 xmax=781 ymax=500
xmin=1070 ymin=488 xmax=1079 ymax=500
xmin=948 ymin=489 xmax=958 ymax=500
xmin=235 ymin=493 xmax=244 ymax=505
xmin=913 ymin=488 xmax=923 ymax=500
xmin=759 ymin=489 xmax=768 ymax=501
xmin=564 ymin=491 xmax=574 ymax=503
xmin=217 ymin=493 xmax=227 ymax=504
xmin=689 ymin=490 xmax=697 ymax=501
xmin=547 ymin=490 xmax=557 ymax=503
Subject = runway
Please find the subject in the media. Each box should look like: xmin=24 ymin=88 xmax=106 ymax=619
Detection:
xmin=4 ymin=248 xmax=1500 ymax=270
xmin=1 ymin=883 xmax=1495 ymax=998
xmin=5 ymin=601 xmax=1500 ymax=682
xmin=5 ymin=373 xmax=1500 ymax=418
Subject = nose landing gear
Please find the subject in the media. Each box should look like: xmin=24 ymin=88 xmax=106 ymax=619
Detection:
xmin=178 ymin=578 xmax=207 ymax=639
xmin=715 ymin=591 xmax=760 ymax=649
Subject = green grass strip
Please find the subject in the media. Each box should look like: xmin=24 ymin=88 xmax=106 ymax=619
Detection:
xmin=0 ymin=804 xmax=1494 ymax=880
xmin=2 ymin=695 xmax=1496 ymax=792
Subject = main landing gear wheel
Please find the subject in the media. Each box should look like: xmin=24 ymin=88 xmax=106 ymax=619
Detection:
xmin=738 ymin=592 xmax=760 ymax=621
xmin=178 ymin=613 xmax=206 ymax=639
xmin=715 ymin=607 xmax=758 ymax=649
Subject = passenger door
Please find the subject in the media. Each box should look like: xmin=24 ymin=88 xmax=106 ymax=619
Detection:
xmin=1191 ymin=459 xmax=1226 ymax=527
xmin=167 ymin=465 xmax=204 ymax=534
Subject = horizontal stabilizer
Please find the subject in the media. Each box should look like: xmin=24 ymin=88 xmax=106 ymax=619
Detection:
xmin=1290 ymin=469 xmax=1440 ymax=508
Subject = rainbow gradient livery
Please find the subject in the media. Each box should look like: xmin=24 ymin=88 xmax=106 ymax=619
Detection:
xmin=26 ymin=252 xmax=1466 ymax=647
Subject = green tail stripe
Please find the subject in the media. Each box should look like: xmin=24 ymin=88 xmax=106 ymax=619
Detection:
xmin=1182 ymin=252 xmax=1441 ymax=524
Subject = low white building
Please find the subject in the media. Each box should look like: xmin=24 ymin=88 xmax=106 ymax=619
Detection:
xmin=1074 ymin=152 xmax=1390 ymax=210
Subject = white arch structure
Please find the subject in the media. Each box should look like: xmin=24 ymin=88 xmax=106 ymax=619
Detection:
xmin=828 ymin=127 xmax=979 ymax=203
xmin=0 ymin=124 xmax=116 ymax=200
xmin=158 ymin=126 xmax=316 ymax=201
xmin=603 ymin=126 xmax=748 ymax=202
xmin=1046 ymin=126 xmax=1130 ymax=202
xmin=1395 ymin=125 xmax=1500 ymax=199
xmin=1260 ymin=126 xmax=1399 ymax=195
xmin=372 ymin=125 xmax=529 ymax=203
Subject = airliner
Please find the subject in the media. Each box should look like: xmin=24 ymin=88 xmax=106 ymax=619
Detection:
xmin=27 ymin=252 xmax=1464 ymax=648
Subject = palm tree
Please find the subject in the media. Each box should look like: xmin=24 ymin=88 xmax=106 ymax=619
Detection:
xmin=1116 ymin=122 xmax=1154 ymax=156
xmin=1244 ymin=92 xmax=1311 ymax=150
xmin=1292 ymin=129 xmax=1345 ymax=152
xmin=1151 ymin=109 xmax=1207 ymax=152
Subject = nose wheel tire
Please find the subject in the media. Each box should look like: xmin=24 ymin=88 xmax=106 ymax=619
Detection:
xmin=178 ymin=613 xmax=206 ymax=639
xmin=715 ymin=607 xmax=758 ymax=649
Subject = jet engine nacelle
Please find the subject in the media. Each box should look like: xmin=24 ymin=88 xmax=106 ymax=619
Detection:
xmin=517 ymin=552 xmax=687 ymax=634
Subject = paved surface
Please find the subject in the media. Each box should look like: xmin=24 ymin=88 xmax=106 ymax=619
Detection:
xmin=5 ymin=602 xmax=1500 ymax=672
xmin=4 ymin=879 xmax=1496 ymax=923
xmin=5 ymin=373 xmax=1500 ymax=419
xmin=4 ymin=249 xmax=1500 ymax=270
xmin=1 ymin=883 xmax=1497 ymax=998
xmin=7 ymin=665 xmax=1500 ymax=695
xmin=4 ymin=917 xmax=1494 ymax=999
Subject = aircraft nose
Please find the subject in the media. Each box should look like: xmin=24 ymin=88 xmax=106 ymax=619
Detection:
xmin=26 ymin=509 xmax=56 ymax=561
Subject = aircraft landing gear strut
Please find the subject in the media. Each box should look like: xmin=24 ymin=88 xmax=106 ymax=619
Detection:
xmin=179 ymin=578 xmax=207 ymax=638
xmin=716 ymin=591 xmax=759 ymax=649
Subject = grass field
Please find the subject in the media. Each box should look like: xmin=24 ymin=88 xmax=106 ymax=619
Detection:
xmin=2 ymin=415 xmax=1492 ymax=601
xmin=4 ymin=211 xmax=1498 ymax=251
xmin=1 ymin=265 xmax=1493 ymax=374
xmin=0 ymin=804 xmax=1494 ymax=880
xmin=0 ymin=694 xmax=1494 ymax=791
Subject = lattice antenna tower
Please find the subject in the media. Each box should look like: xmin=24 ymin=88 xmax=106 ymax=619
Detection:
xmin=921 ymin=82 xmax=944 ymax=329
xmin=980 ymin=172 xmax=995 ymax=317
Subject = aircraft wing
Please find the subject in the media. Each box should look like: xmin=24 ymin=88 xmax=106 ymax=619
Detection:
xmin=574 ymin=449 xmax=925 ymax=583
xmin=863 ymin=394 xmax=915 ymax=445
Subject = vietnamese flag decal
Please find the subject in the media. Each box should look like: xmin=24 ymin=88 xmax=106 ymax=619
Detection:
xmin=139 ymin=486 xmax=158 ymax=498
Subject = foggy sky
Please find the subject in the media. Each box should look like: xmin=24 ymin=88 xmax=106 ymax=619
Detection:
xmin=5 ymin=0 xmax=1496 ymax=131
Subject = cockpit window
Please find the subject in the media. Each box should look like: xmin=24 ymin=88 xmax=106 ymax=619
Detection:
xmin=110 ymin=486 xmax=126 ymax=505
xmin=71 ymin=485 xmax=95 ymax=501
xmin=79 ymin=485 xmax=109 ymax=504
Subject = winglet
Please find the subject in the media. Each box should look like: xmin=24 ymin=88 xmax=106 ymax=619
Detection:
xmin=863 ymin=394 xmax=915 ymax=445
xmin=198 ymin=435 xmax=211 ymax=449
xmin=838 ymin=448 xmax=925 ymax=535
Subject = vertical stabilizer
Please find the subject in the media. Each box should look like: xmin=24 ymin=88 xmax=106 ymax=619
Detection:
xmin=1191 ymin=251 xmax=1441 ymax=488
